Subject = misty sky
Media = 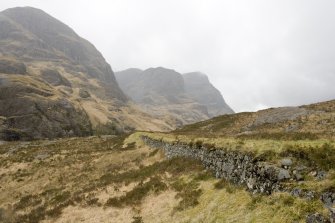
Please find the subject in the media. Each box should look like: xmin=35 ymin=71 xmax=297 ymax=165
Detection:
xmin=1 ymin=0 xmax=335 ymax=112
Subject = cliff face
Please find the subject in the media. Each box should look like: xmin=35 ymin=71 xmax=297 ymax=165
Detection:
xmin=116 ymin=67 xmax=185 ymax=105
xmin=0 ymin=7 xmax=170 ymax=140
xmin=183 ymin=72 xmax=234 ymax=116
xmin=115 ymin=67 xmax=234 ymax=127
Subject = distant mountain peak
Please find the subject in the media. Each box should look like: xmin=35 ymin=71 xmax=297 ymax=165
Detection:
xmin=115 ymin=67 xmax=234 ymax=127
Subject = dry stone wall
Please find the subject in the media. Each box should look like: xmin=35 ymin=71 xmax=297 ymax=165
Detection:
xmin=142 ymin=136 xmax=290 ymax=194
xmin=142 ymin=136 xmax=335 ymax=222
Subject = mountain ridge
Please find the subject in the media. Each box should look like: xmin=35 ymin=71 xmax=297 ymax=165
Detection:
xmin=115 ymin=67 xmax=234 ymax=127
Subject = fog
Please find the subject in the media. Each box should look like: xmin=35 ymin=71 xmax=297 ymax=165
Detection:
xmin=1 ymin=0 xmax=335 ymax=112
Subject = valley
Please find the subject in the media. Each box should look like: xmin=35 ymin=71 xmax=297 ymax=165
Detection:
xmin=0 ymin=5 xmax=334 ymax=223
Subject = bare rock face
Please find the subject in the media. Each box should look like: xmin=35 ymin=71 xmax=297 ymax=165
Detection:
xmin=115 ymin=67 xmax=234 ymax=126
xmin=0 ymin=7 xmax=137 ymax=140
xmin=183 ymin=72 xmax=234 ymax=116
xmin=0 ymin=76 xmax=92 ymax=140
xmin=40 ymin=69 xmax=71 ymax=87
xmin=1 ymin=7 xmax=120 ymax=84
xmin=116 ymin=67 xmax=185 ymax=104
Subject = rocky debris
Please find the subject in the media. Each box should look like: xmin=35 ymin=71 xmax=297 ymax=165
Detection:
xmin=317 ymin=171 xmax=327 ymax=180
xmin=40 ymin=69 xmax=71 ymax=87
xmin=251 ymin=107 xmax=309 ymax=127
xmin=321 ymin=191 xmax=335 ymax=207
xmin=330 ymin=208 xmax=335 ymax=223
xmin=0 ymin=59 xmax=26 ymax=75
xmin=280 ymin=158 xmax=293 ymax=169
xmin=291 ymin=188 xmax=316 ymax=200
xmin=278 ymin=168 xmax=291 ymax=181
xmin=292 ymin=166 xmax=306 ymax=181
xmin=79 ymin=89 xmax=91 ymax=98
xmin=293 ymin=170 xmax=304 ymax=181
xmin=306 ymin=213 xmax=329 ymax=223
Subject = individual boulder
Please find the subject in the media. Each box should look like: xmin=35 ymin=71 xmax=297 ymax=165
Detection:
xmin=79 ymin=89 xmax=90 ymax=98
xmin=280 ymin=158 xmax=293 ymax=169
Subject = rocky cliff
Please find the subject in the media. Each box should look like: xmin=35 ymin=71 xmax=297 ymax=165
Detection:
xmin=0 ymin=7 xmax=170 ymax=140
xmin=115 ymin=67 xmax=233 ymax=127
xmin=183 ymin=72 xmax=234 ymax=116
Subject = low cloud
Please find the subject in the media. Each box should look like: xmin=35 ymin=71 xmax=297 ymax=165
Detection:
xmin=1 ymin=0 xmax=335 ymax=111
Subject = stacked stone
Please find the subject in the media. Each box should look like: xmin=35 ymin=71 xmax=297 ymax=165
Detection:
xmin=142 ymin=136 xmax=289 ymax=194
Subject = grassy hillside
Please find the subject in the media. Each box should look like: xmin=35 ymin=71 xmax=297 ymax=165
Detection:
xmin=174 ymin=100 xmax=335 ymax=140
xmin=0 ymin=132 xmax=333 ymax=223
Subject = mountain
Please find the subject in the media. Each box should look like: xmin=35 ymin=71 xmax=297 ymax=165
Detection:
xmin=115 ymin=67 xmax=234 ymax=127
xmin=0 ymin=7 xmax=170 ymax=140
xmin=183 ymin=72 xmax=234 ymax=116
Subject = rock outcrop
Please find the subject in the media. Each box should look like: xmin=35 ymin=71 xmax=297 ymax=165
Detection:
xmin=0 ymin=76 xmax=92 ymax=140
xmin=183 ymin=72 xmax=234 ymax=116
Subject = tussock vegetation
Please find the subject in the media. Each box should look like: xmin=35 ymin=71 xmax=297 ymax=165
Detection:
xmin=171 ymin=179 xmax=203 ymax=211
xmin=105 ymin=177 xmax=167 ymax=207
xmin=0 ymin=134 xmax=208 ymax=222
xmin=173 ymin=100 xmax=335 ymax=140
xmin=99 ymin=157 xmax=204 ymax=187
xmin=280 ymin=142 xmax=335 ymax=170
xmin=0 ymin=130 xmax=333 ymax=223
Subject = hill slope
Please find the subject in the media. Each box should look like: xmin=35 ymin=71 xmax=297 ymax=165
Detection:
xmin=0 ymin=7 xmax=170 ymax=140
xmin=175 ymin=99 xmax=335 ymax=140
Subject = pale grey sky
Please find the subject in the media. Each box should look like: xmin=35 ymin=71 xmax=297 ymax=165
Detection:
xmin=1 ymin=0 xmax=335 ymax=112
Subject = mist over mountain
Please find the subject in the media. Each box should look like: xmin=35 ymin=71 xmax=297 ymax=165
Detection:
xmin=0 ymin=4 xmax=334 ymax=223
xmin=183 ymin=72 xmax=234 ymax=116
xmin=0 ymin=7 xmax=169 ymax=140
xmin=116 ymin=67 xmax=233 ymax=127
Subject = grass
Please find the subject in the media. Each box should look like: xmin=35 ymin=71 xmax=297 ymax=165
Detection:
xmin=98 ymin=157 xmax=204 ymax=187
xmin=168 ymin=179 xmax=327 ymax=223
xmin=105 ymin=177 xmax=167 ymax=207
xmin=280 ymin=142 xmax=335 ymax=170
xmin=0 ymin=132 xmax=333 ymax=223
xmin=132 ymin=216 xmax=144 ymax=223
xmin=171 ymin=178 xmax=203 ymax=211
xmin=141 ymin=132 xmax=335 ymax=169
